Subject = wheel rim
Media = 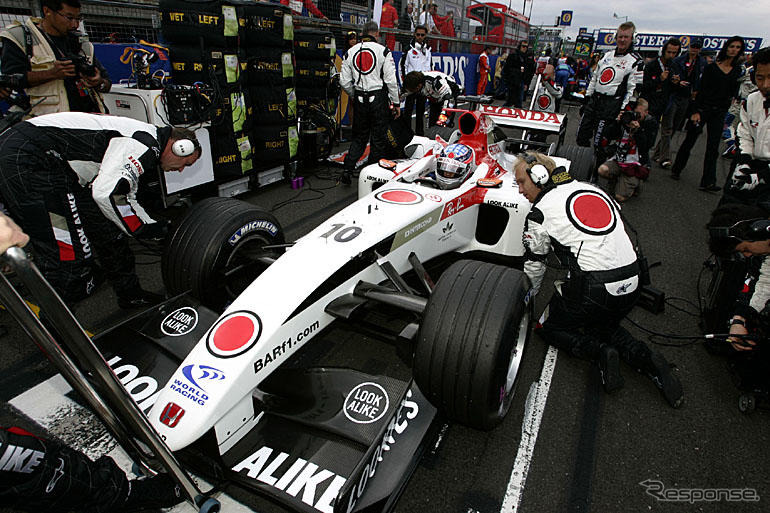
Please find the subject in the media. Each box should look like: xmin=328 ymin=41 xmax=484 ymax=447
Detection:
xmin=222 ymin=234 xmax=281 ymax=301
xmin=498 ymin=310 xmax=530 ymax=416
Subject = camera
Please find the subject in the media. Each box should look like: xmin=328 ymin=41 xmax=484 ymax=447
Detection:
xmin=0 ymin=73 xmax=25 ymax=91
xmin=68 ymin=54 xmax=97 ymax=78
xmin=620 ymin=110 xmax=641 ymax=126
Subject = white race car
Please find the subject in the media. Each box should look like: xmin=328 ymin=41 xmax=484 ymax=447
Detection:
xmin=93 ymin=99 xmax=593 ymax=513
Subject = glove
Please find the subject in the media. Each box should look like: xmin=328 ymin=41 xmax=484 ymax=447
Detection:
xmin=731 ymin=164 xmax=764 ymax=192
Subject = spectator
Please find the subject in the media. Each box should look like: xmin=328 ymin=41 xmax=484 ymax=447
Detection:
xmin=477 ymin=45 xmax=493 ymax=95
xmin=0 ymin=0 xmax=111 ymax=117
xmin=344 ymin=31 xmax=358 ymax=126
xmin=401 ymin=24 xmax=432 ymax=136
xmin=554 ymin=56 xmax=575 ymax=92
xmin=403 ymin=70 xmax=461 ymax=128
xmin=670 ymin=36 xmax=745 ymax=191
xmin=0 ymin=425 xmax=184 ymax=512
xmin=340 ymin=22 xmax=400 ymax=184
xmin=597 ymin=98 xmax=658 ymax=202
xmin=722 ymin=59 xmax=757 ymax=158
xmin=397 ymin=3 xmax=417 ymax=51
xmin=523 ymin=48 xmax=536 ymax=98
xmin=438 ymin=11 xmax=455 ymax=53
xmin=640 ymin=38 xmax=681 ymax=140
xmin=278 ymin=0 xmax=326 ymax=18
xmin=515 ymin=152 xmax=683 ymax=407
xmin=493 ymin=49 xmax=508 ymax=99
xmin=576 ymin=21 xmax=643 ymax=148
xmin=652 ymin=38 xmax=706 ymax=168
xmin=535 ymin=48 xmax=551 ymax=75
xmin=419 ymin=3 xmax=440 ymax=51
xmin=722 ymin=47 xmax=770 ymax=207
xmin=379 ymin=0 xmax=398 ymax=51
xmin=0 ymin=113 xmax=201 ymax=308
xmin=503 ymin=40 xmax=529 ymax=107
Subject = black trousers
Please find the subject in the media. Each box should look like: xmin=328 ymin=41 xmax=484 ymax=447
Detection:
xmin=403 ymin=92 xmax=426 ymax=136
xmin=344 ymin=90 xmax=391 ymax=172
xmin=0 ymin=128 xmax=139 ymax=302
xmin=539 ymin=275 xmax=654 ymax=371
xmin=0 ymin=426 xmax=129 ymax=512
xmin=671 ymin=107 xmax=726 ymax=187
xmin=576 ymin=94 xmax=623 ymax=148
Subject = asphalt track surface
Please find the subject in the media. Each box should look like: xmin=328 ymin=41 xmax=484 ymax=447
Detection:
xmin=1 ymin=101 xmax=768 ymax=513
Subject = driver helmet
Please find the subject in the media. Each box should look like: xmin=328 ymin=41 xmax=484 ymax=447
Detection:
xmin=436 ymin=143 xmax=474 ymax=189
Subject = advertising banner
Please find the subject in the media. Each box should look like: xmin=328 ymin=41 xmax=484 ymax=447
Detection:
xmin=595 ymin=31 xmax=763 ymax=52
xmin=559 ymin=10 xmax=573 ymax=27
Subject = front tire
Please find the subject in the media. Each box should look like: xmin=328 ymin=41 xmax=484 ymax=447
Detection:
xmin=414 ymin=260 xmax=532 ymax=430
xmin=162 ymin=197 xmax=284 ymax=309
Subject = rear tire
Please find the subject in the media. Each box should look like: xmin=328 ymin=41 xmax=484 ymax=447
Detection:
xmin=162 ymin=197 xmax=284 ymax=309
xmin=557 ymin=144 xmax=594 ymax=182
xmin=414 ymin=260 xmax=532 ymax=430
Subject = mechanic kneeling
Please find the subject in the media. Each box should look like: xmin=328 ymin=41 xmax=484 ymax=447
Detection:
xmin=0 ymin=112 xmax=201 ymax=308
xmin=515 ymin=152 xmax=683 ymax=407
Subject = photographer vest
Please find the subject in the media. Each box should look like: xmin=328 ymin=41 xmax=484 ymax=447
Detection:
xmin=0 ymin=18 xmax=104 ymax=116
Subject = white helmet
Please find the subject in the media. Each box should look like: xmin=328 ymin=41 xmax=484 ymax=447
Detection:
xmin=436 ymin=143 xmax=474 ymax=189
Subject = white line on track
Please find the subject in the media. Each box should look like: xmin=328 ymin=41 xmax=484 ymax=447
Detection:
xmin=500 ymin=345 xmax=559 ymax=513
xmin=10 ymin=374 xmax=253 ymax=512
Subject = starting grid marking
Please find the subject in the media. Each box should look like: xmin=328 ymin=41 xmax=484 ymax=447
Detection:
xmin=9 ymin=373 xmax=253 ymax=513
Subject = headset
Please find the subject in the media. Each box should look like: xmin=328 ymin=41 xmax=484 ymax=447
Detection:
xmin=171 ymin=137 xmax=201 ymax=157
xmin=520 ymin=153 xmax=550 ymax=186
xmin=708 ymin=218 xmax=770 ymax=244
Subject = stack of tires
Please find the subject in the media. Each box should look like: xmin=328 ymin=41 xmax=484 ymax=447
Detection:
xmin=293 ymin=28 xmax=334 ymax=110
xmin=241 ymin=1 xmax=298 ymax=166
xmin=161 ymin=0 xmax=297 ymax=178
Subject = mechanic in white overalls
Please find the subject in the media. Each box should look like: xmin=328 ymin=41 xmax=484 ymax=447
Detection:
xmin=339 ymin=21 xmax=400 ymax=185
xmin=514 ymin=152 xmax=683 ymax=408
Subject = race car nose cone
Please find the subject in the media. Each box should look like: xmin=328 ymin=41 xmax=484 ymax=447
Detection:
xmin=206 ymin=311 xmax=262 ymax=358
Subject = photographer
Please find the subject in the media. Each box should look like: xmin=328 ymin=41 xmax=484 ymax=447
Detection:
xmin=597 ymin=99 xmax=658 ymax=202
xmin=0 ymin=0 xmax=110 ymax=117
xmin=0 ymin=112 xmax=201 ymax=308
xmin=707 ymin=203 xmax=770 ymax=354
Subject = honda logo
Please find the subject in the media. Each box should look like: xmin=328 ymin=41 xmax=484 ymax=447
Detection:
xmin=160 ymin=402 xmax=185 ymax=428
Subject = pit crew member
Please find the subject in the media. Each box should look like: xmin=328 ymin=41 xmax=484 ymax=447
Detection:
xmin=515 ymin=152 xmax=683 ymax=407
xmin=723 ymin=47 xmax=770 ymax=206
xmin=340 ymin=21 xmax=400 ymax=185
xmin=477 ymin=45 xmax=493 ymax=95
xmin=400 ymin=24 xmax=432 ymax=136
xmin=402 ymin=70 xmax=461 ymax=128
xmin=0 ymin=425 xmax=183 ymax=512
xmin=0 ymin=112 xmax=201 ymax=308
xmin=576 ymin=21 xmax=643 ymax=148
xmin=0 ymin=0 xmax=111 ymax=116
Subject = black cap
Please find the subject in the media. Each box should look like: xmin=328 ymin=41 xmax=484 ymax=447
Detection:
xmin=690 ymin=37 xmax=703 ymax=48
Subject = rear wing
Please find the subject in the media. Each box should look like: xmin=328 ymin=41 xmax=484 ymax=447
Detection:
xmin=477 ymin=105 xmax=565 ymax=133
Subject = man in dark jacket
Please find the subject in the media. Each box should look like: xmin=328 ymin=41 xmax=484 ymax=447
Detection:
xmin=503 ymin=40 xmax=529 ymax=107
xmin=640 ymin=38 xmax=681 ymax=137
xmin=652 ymin=38 xmax=706 ymax=168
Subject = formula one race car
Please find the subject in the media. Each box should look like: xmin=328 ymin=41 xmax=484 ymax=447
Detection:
xmin=83 ymin=97 xmax=593 ymax=513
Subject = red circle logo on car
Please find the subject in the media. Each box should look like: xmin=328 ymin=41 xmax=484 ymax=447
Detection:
xmin=566 ymin=190 xmax=617 ymax=235
xmin=599 ymin=67 xmax=615 ymax=85
xmin=354 ymin=49 xmax=376 ymax=74
xmin=206 ymin=311 xmax=262 ymax=358
xmin=375 ymin=189 xmax=424 ymax=205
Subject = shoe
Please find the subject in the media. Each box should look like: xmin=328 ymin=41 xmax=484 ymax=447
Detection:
xmin=598 ymin=345 xmax=624 ymax=393
xmin=117 ymin=288 xmax=164 ymax=309
xmin=698 ymin=184 xmax=721 ymax=192
xmin=647 ymin=352 xmax=684 ymax=408
xmin=338 ymin=171 xmax=352 ymax=185
xmin=116 ymin=474 xmax=184 ymax=512
xmin=660 ymin=160 xmax=672 ymax=169
xmin=670 ymin=172 xmax=680 ymax=180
